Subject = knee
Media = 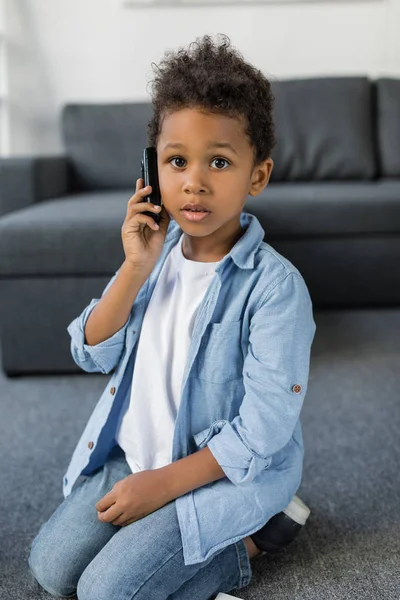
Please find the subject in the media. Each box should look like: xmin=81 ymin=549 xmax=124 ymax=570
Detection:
xmin=28 ymin=538 xmax=77 ymax=598
xmin=77 ymin=572 xmax=107 ymax=600
xmin=77 ymin=562 xmax=145 ymax=600
xmin=77 ymin=564 xmax=121 ymax=600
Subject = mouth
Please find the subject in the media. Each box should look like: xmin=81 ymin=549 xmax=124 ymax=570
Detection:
xmin=180 ymin=209 xmax=211 ymax=223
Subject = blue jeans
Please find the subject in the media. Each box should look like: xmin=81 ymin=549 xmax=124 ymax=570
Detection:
xmin=28 ymin=445 xmax=253 ymax=600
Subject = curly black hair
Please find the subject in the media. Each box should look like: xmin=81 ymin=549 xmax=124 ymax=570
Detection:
xmin=147 ymin=34 xmax=276 ymax=168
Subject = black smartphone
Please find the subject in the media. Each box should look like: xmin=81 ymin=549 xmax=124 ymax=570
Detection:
xmin=141 ymin=147 xmax=162 ymax=225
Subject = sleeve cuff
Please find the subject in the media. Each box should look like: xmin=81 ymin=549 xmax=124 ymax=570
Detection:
xmin=82 ymin=320 xmax=129 ymax=373
xmin=67 ymin=299 xmax=130 ymax=374
xmin=193 ymin=419 xmax=272 ymax=486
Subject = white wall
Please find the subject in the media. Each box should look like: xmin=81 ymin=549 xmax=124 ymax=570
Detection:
xmin=4 ymin=0 xmax=400 ymax=155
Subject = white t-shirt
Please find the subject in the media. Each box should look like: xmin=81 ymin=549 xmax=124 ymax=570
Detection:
xmin=116 ymin=233 xmax=220 ymax=473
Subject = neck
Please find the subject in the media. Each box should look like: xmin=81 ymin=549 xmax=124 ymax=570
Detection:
xmin=182 ymin=216 xmax=243 ymax=262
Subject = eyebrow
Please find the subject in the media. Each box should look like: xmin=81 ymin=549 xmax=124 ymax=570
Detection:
xmin=162 ymin=142 xmax=239 ymax=156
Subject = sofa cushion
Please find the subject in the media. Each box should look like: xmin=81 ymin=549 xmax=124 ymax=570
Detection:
xmin=246 ymin=181 xmax=400 ymax=237
xmin=376 ymin=78 xmax=400 ymax=178
xmin=62 ymin=103 xmax=154 ymax=191
xmin=270 ymin=77 xmax=377 ymax=182
xmin=0 ymin=192 xmax=129 ymax=276
xmin=1 ymin=183 xmax=400 ymax=276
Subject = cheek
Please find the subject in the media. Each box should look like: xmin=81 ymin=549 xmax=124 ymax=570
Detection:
xmin=159 ymin=175 xmax=184 ymax=203
xmin=158 ymin=177 xmax=172 ymax=198
xmin=220 ymin=177 xmax=246 ymax=199
xmin=160 ymin=187 xmax=174 ymax=204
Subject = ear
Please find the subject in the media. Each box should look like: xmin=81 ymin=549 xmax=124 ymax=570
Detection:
xmin=248 ymin=158 xmax=274 ymax=196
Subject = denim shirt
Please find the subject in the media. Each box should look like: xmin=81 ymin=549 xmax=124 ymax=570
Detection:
xmin=65 ymin=211 xmax=316 ymax=566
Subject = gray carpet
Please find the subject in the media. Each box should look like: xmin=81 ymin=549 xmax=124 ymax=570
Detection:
xmin=1 ymin=309 xmax=399 ymax=600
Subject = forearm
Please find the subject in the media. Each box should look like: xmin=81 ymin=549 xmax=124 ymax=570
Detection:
xmin=158 ymin=446 xmax=226 ymax=502
xmin=84 ymin=260 xmax=149 ymax=346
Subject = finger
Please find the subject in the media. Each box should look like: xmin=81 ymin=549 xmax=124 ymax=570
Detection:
xmin=128 ymin=185 xmax=152 ymax=205
xmin=97 ymin=504 xmax=121 ymax=523
xmin=118 ymin=517 xmax=136 ymax=527
xmin=110 ymin=513 xmax=126 ymax=526
xmin=126 ymin=202 xmax=160 ymax=227
xmin=95 ymin=497 xmax=111 ymax=512
xmin=136 ymin=178 xmax=149 ymax=191
xmin=98 ymin=510 xmax=123 ymax=524
xmin=126 ymin=186 xmax=154 ymax=219
xmin=112 ymin=514 xmax=135 ymax=527
xmin=95 ymin=490 xmax=116 ymax=511
xmin=134 ymin=214 xmax=160 ymax=231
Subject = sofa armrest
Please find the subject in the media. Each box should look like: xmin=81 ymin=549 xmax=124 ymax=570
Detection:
xmin=0 ymin=155 xmax=70 ymax=217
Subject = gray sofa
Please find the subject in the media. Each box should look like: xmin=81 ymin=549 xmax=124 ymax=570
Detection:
xmin=1 ymin=76 xmax=400 ymax=376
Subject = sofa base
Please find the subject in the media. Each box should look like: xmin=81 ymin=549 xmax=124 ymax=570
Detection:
xmin=0 ymin=235 xmax=400 ymax=375
xmin=271 ymin=235 xmax=400 ymax=307
xmin=0 ymin=275 xmax=112 ymax=376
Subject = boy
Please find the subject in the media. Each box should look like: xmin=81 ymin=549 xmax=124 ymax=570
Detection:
xmin=29 ymin=34 xmax=316 ymax=600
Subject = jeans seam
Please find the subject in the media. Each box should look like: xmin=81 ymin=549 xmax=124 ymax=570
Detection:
xmin=234 ymin=540 xmax=252 ymax=588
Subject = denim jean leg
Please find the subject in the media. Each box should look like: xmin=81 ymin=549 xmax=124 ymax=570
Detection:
xmin=77 ymin=498 xmax=252 ymax=600
xmin=76 ymin=499 xmax=195 ymax=600
xmin=166 ymin=539 xmax=253 ymax=600
xmin=28 ymin=445 xmax=132 ymax=598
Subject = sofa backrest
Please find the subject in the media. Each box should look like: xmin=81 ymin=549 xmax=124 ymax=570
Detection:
xmin=269 ymin=76 xmax=377 ymax=182
xmin=62 ymin=103 xmax=153 ymax=191
xmin=62 ymin=76 xmax=397 ymax=189
xmin=376 ymin=78 xmax=400 ymax=178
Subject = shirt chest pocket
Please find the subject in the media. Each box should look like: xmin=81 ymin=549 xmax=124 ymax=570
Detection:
xmin=196 ymin=320 xmax=243 ymax=383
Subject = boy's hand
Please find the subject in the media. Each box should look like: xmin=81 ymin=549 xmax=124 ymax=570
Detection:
xmin=121 ymin=179 xmax=170 ymax=274
xmin=95 ymin=469 xmax=172 ymax=527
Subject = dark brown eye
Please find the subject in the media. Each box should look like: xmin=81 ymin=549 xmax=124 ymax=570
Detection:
xmin=170 ymin=157 xmax=186 ymax=168
xmin=211 ymin=158 xmax=230 ymax=169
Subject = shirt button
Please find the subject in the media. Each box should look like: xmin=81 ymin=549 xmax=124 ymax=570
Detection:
xmin=292 ymin=384 xmax=302 ymax=394
xmin=110 ymin=387 xmax=116 ymax=395
xmin=132 ymin=331 xmax=136 ymax=334
xmin=88 ymin=441 xmax=94 ymax=449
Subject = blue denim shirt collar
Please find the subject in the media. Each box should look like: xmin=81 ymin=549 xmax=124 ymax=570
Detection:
xmin=165 ymin=211 xmax=265 ymax=271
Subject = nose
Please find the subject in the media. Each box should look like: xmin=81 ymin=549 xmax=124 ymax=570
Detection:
xmin=183 ymin=166 xmax=209 ymax=195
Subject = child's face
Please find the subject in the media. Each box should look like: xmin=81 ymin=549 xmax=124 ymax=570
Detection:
xmin=156 ymin=108 xmax=273 ymax=241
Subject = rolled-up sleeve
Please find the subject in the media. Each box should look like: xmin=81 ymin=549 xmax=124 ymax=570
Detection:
xmin=196 ymin=272 xmax=316 ymax=486
xmin=67 ymin=269 xmax=130 ymax=374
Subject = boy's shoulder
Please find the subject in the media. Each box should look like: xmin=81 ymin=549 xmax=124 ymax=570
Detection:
xmin=256 ymin=239 xmax=303 ymax=280
xmin=242 ymin=210 xmax=304 ymax=283
xmin=250 ymin=239 xmax=311 ymax=310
